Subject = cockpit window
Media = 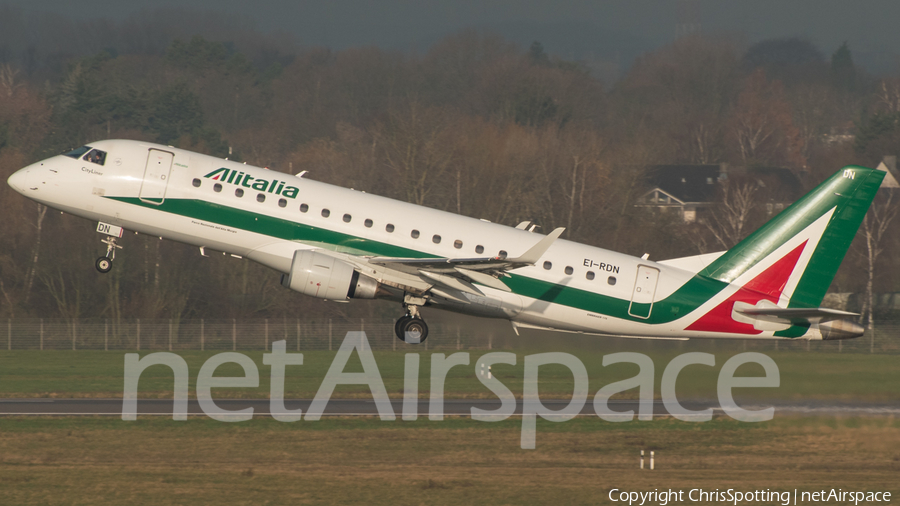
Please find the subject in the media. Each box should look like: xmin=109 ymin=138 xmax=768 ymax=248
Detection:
xmin=63 ymin=146 xmax=91 ymax=159
xmin=83 ymin=149 xmax=107 ymax=166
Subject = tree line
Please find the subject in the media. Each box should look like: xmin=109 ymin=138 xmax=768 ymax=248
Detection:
xmin=1 ymin=11 xmax=898 ymax=322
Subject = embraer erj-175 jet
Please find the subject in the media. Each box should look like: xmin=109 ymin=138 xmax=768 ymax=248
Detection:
xmin=8 ymin=140 xmax=884 ymax=343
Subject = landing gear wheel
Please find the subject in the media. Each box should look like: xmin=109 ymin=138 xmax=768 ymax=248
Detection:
xmin=95 ymin=257 xmax=112 ymax=273
xmin=394 ymin=316 xmax=412 ymax=340
xmin=399 ymin=317 xmax=428 ymax=344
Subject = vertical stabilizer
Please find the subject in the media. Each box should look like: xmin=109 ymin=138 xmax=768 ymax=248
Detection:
xmin=698 ymin=166 xmax=884 ymax=308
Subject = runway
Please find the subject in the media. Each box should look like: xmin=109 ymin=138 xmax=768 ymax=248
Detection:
xmin=0 ymin=398 xmax=897 ymax=417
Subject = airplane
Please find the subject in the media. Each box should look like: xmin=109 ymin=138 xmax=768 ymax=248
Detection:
xmin=7 ymin=140 xmax=884 ymax=343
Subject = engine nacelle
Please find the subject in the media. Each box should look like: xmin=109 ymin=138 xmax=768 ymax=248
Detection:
xmin=281 ymin=249 xmax=378 ymax=300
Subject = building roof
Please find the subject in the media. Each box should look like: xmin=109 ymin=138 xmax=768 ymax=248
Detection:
xmin=641 ymin=164 xmax=806 ymax=205
xmin=643 ymin=164 xmax=720 ymax=203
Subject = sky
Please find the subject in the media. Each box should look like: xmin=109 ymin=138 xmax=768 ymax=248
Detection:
xmin=9 ymin=0 xmax=900 ymax=76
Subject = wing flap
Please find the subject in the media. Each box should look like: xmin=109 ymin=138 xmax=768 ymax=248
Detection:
xmin=454 ymin=267 xmax=511 ymax=292
xmin=418 ymin=270 xmax=484 ymax=296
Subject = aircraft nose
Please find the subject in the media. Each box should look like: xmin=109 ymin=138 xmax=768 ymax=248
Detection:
xmin=7 ymin=168 xmax=28 ymax=194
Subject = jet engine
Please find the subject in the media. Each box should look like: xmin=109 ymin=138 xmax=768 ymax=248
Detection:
xmin=281 ymin=249 xmax=379 ymax=300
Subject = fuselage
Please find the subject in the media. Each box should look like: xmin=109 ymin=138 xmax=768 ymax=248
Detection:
xmin=8 ymin=139 xmax=840 ymax=340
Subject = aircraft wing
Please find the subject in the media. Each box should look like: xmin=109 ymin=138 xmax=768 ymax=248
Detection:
xmin=368 ymin=255 xmax=511 ymax=272
xmin=368 ymin=227 xmax=565 ymax=295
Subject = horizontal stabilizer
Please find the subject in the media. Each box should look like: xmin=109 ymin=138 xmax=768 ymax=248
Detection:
xmin=736 ymin=307 xmax=858 ymax=324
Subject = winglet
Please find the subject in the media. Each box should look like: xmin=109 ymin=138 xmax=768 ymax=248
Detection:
xmin=509 ymin=227 xmax=565 ymax=265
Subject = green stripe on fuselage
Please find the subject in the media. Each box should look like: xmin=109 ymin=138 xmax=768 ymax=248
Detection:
xmin=107 ymin=196 xmax=727 ymax=326
xmin=109 ymin=196 xmax=430 ymax=259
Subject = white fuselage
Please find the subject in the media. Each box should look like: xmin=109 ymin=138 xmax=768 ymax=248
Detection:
xmin=8 ymin=140 xmax=818 ymax=340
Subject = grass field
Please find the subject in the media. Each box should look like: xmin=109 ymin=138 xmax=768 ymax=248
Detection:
xmin=0 ymin=416 xmax=897 ymax=505
xmin=1 ymin=347 xmax=898 ymax=504
xmin=0 ymin=349 xmax=898 ymax=401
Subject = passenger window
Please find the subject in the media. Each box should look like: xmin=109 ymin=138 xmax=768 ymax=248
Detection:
xmin=322 ymin=209 xmax=330 ymax=218
xmin=543 ymin=261 xmax=552 ymax=270
xmin=213 ymin=183 xmax=222 ymax=192
xmin=565 ymin=266 xmax=574 ymax=275
xmin=235 ymin=188 xmax=244 ymax=197
xmin=82 ymin=149 xmax=107 ymax=166
xmin=386 ymin=224 xmax=395 ymax=233
xmin=586 ymin=271 xmax=595 ymax=280
xmin=411 ymin=230 xmax=420 ymax=239
xmin=608 ymin=276 xmax=617 ymax=286
xmin=343 ymin=214 xmax=352 ymax=223
xmin=300 ymin=204 xmax=308 ymax=213
xmin=454 ymin=240 xmax=463 ymax=249
xmin=432 ymin=235 xmax=441 ymax=244
xmin=192 ymin=178 xmax=201 ymax=187
xmin=278 ymin=198 xmax=287 ymax=208
xmin=365 ymin=219 xmax=373 ymax=228
xmin=257 ymin=194 xmax=266 ymax=203
xmin=475 ymin=245 xmax=484 ymax=254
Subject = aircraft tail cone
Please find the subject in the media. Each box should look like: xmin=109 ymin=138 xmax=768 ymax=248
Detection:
xmin=819 ymin=319 xmax=865 ymax=340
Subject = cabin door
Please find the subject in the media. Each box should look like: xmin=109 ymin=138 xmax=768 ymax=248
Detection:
xmin=139 ymin=149 xmax=174 ymax=205
xmin=628 ymin=265 xmax=659 ymax=319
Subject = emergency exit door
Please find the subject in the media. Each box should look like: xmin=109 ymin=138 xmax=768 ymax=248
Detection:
xmin=139 ymin=149 xmax=174 ymax=204
xmin=628 ymin=265 xmax=659 ymax=319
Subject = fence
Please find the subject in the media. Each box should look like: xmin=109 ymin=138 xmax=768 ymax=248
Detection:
xmin=0 ymin=318 xmax=897 ymax=353
xmin=0 ymin=318 xmax=494 ymax=352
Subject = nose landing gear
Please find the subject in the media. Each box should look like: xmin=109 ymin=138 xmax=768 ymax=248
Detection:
xmin=394 ymin=304 xmax=428 ymax=344
xmin=95 ymin=235 xmax=122 ymax=274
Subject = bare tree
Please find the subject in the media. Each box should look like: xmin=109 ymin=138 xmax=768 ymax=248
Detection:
xmin=23 ymin=203 xmax=47 ymax=305
xmin=0 ymin=64 xmax=22 ymax=97
xmin=701 ymin=180 xmax=759 ymax=249
xmin=377 ymin=103 xmax=455 ymax=206
xmin=790 ymin=83 xmax=838 ymax=162
xmin=730 ymin=69 xmax=805 ymax=168
xmin=857 ymin=191 xmax=897 ymax=342
xmin=875 ymin=78 xmax=900 ymax=113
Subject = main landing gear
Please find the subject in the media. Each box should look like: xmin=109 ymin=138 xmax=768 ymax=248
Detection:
xmin=96 ymin=236 xmax=122 ymax=274
xmin=394 ymin=304 xmax=428 ymax=344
